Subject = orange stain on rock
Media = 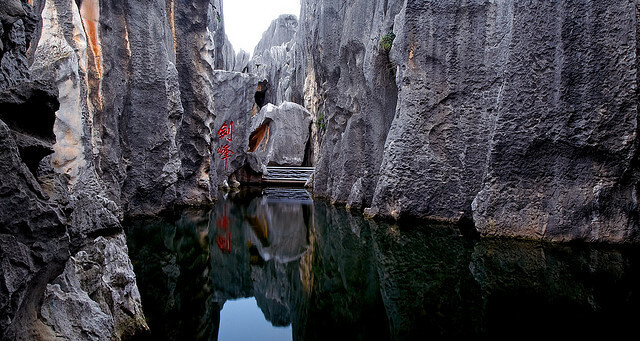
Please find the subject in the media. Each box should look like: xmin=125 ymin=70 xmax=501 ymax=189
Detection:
xmin=79 ymin=0 xmax=102 ymax=79
xmin=169 ymin=0 xmax=177 ymax=57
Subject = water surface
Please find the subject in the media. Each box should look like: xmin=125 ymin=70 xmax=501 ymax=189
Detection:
xmin=126 ymin=188 xmax=640 ymax=340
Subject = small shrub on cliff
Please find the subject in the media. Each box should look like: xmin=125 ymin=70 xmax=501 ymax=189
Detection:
xmin=380 ymin=31 xmax=396 ymax=54
xmin=315 ymin=113 xmax=326 ymax=133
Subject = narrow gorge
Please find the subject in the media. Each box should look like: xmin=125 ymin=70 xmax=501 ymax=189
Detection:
xmin=1 ymin=0 xmax=639 ymax=339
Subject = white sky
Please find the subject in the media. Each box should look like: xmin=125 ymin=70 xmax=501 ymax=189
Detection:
xmin=224 ymin=0 xmax=301 ymax=56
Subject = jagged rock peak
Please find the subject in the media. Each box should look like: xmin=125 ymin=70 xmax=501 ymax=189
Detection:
xmin=253 ymin=14 xmax=298 ymax=56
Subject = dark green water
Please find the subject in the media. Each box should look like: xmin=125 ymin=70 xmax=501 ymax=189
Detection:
xmin=126 ymin=188 xmax=640 ymax=340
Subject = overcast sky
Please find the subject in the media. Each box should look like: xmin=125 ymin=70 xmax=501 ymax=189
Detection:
xmin=224 ymin=0 xmax=301 ymax=56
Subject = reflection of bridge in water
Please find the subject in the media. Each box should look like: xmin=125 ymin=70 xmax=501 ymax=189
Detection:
xmin=262 ymin=166 xmax=314 ymax=186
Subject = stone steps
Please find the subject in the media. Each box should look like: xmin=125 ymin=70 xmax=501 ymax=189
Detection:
xmin=262 ymin=166 xmax=314 ymax=185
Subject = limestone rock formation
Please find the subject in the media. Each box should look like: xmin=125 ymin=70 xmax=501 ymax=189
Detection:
xmin=0 ymin=118 xmax=69 ymax=339
xmin=209 ymin=70 xmax=259 ymax=188
xmin=28 ymin=0 xmax=238 ymax=217
xmin=469 ymin=1 xmax=640 ymax=242
xmin=41 ymin=234 xmax=147 ymax=340
xmin=0 ymin=0 xmax=254 ymax=338
xmin=297 ymin=0 xmax=403 ymax=210
xmin=299 ymin=0 xmax=640 ymax=242
xmin=369 ymin=0 xmax=501 ymax=222
xmin=249 ymin=14 xmax=302 ymax=106
xmin=210 ymin=88 xmax=312 ymax=188
xmin=254 ymin=14 xmax=298 ymax=56
xmin=249 ymin=102 xmax=312 ymax=167
xmin=0 ymin=79 xmax=58 ymax=174
xmin=233 ymin=49 xmax=250 ymax=73
xmin=0 ymin=0 xmax=37 ymax=89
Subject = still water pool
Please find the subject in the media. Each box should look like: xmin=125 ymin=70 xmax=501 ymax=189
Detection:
xmin=126 ymin=187 xmax=640 ymax=340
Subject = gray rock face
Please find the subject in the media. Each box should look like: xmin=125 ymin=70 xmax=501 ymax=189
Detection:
xmin=41 ymin=234 xmax=148 ymax=340
xmin=369 ymin=0 xmax=500 ymax=222
xmin=249 ymin=14 xmax=302 ymax=106
xmin=297 ymin=0 xmax=403 ymax=210
xmin=209 ymin=70 xmax=259 ymax=187
xmin=29 ymin=0 xmax=237 ymax=217
xmin=0 ymin=0 xmax=37 ymax=89
xmin=250 ymin=102 xmax=312 ymax=167
xmin=206 ymin=0 xmax=236 ymax=71
xmin=0 ymin=0 xmax=179 ymax=338
xmin=253 ymin=14 xmax=298 ymax=57
xmin=0 ymin=118 xmax=69 ymax=339
xmin=469 ymin=1 xmax=640 ymax=242
xmin=298 ymin=0 xmax=640 ymax=242
xmin=233 ymin=49 xmax=250 ymax=73
xmin=0 ymin=8 xmax=70 ymax=335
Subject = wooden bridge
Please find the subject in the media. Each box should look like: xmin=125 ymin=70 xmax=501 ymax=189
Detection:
xmin=262 ymin=166 xmax=314 ymax=186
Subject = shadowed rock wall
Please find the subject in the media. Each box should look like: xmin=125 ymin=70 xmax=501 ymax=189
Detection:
xmin=1 ymin=1 xmax=148 ymax=339
xmin=30 ymin=0 xmax=237 ymax=218
xmin=299 ymin=0 xmax=640 ymax=243
xmin=297 ymin=0 xmax=403 ymax=209
xmin=1 ymin=0 xmax=241 ymax=338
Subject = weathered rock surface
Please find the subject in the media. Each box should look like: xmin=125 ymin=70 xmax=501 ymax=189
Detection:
xmin=233 ymin=49 xmax=250 ymax=73
xmin=297 ymin=0 xmax=402 ymax=211
xmin=368 ymin=0 xmax=502 ymax=222
xmin=0 ymin=79 xmax=58 ymax=175
xmin=250 ymin=102 xmax=312 ymax=167
xmin=41 ymin=234 xmax=147 ymax=340
xmin=0 ymin=118 xmax=69 ymax=339
xmin=209 ymin=70 xmax=259 ymax=187
xmin=469 ymin=1 xmax=640 ymax=242
xmin=209 ymin=77 xmax=312 ymax=187
xmin=254 ymin=14 xmax=298 ymax=57
xmin=0 ymin=0 xmax=37 ymax=89
xmin=249 ymin=14 xmax=302 ymax=106
xmin=28 ymin=0 xmax=239 ymax=217
xmin=0 ymin=9 xmax=71 ymax=335
xmin=298 ymin=0 xmax=640 ymax=242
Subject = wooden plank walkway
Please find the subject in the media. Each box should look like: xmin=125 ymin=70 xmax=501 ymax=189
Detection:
xmin=262 ymin=166 xmax=314 ymax=186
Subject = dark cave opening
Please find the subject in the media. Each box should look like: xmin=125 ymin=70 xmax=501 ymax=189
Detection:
xmin=254 ymin=80 xmax=269 ymax=109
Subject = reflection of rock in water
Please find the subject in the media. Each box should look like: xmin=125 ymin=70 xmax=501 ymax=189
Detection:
xmin=293 ymin=201 xmax=391 ymax=341
xmin=245 ymin=196 xmax=311 ymax=263
xmin=371 ymin=223 xmax=640 ymax=338
xmin=208 ymin=189 xmax=312 ymax=330
xmin=128 ymin=191 xmax=640 ymax=340
xmin=370 ymin=222 xmax=482 ymax=338
xmin=468 ymin=240 xmax=640 ymax=337
xmin=126 ymin=209 xmax=218 ymax=341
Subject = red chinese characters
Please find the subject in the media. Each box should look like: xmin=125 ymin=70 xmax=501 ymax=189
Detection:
xmin=216 ymin=121 xmax=234 ymax=171
xmin=218 ymin=121 xmax=233 ymax=142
